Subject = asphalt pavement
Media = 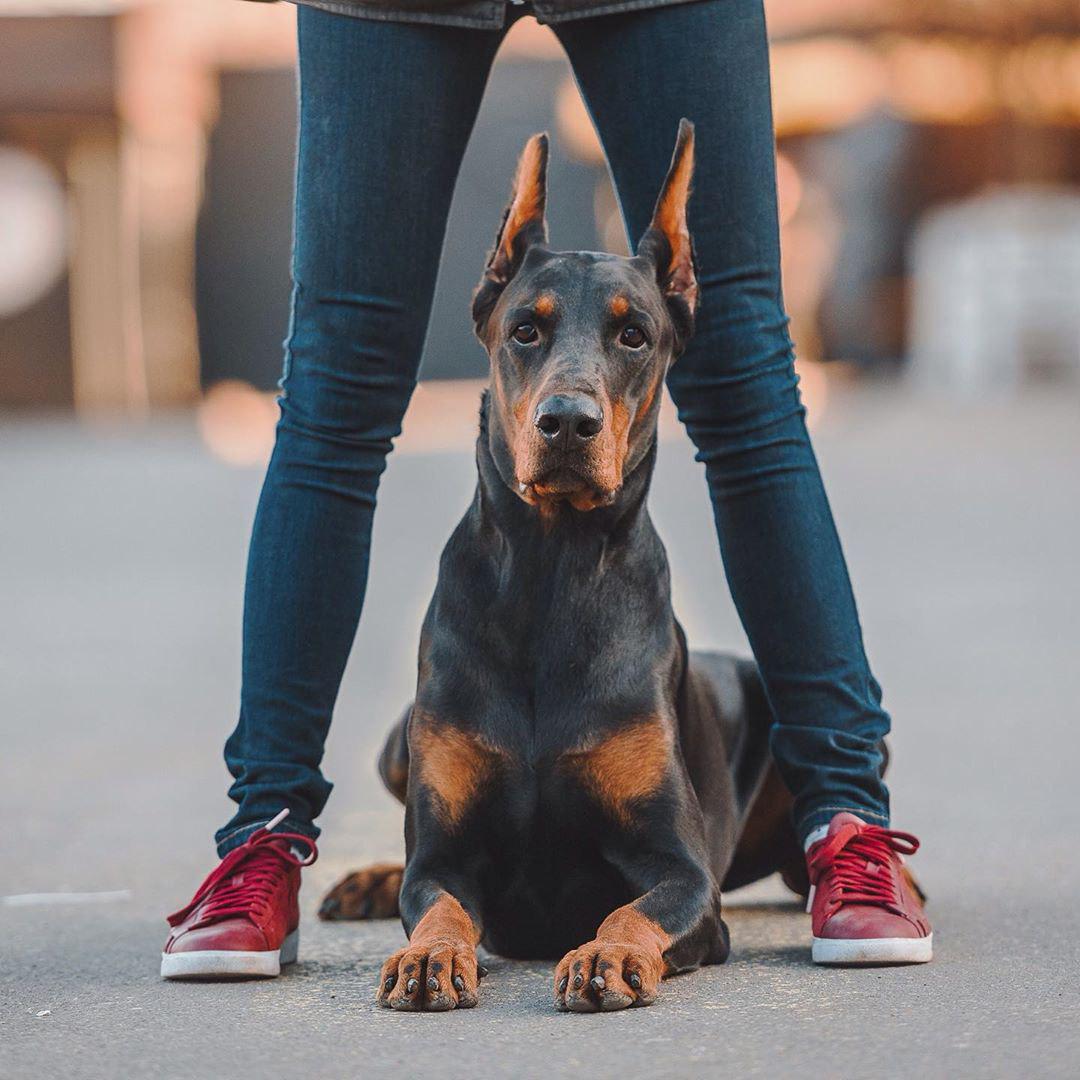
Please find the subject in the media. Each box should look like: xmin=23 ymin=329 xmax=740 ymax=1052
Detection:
xmin=3 ymin=378 xmax=1079 ymax=1078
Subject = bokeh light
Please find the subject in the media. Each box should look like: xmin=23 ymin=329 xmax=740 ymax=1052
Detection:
xmin=196 ymin=379 xmax=277 ymax=466
xmin=0 ymin=146 xmax=67 ymax=318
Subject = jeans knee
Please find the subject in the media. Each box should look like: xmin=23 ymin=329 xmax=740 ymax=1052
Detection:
xmin=668 ymin=293 xmax=796 ymax=413
xmin=277 ymin=284 xmax=421 ymax=450
xmin=666 ymin=315 xmax=817 ymax=494
xmin=669 ymin=343 xmax=806 ymax=445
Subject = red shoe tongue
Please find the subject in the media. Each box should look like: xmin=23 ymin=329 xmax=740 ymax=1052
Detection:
xmin=827 ymin=811 xmax=867 ymax=837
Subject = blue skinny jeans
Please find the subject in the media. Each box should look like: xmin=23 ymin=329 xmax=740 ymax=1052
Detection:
xmin=216 ymin=0 xmax=891 ymax=855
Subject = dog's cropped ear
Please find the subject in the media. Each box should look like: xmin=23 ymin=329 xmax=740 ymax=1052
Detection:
xmin=472 ymin=133 xmax=549 ymax=338
xmin=637 ymin=119 xmax=698 ymax=346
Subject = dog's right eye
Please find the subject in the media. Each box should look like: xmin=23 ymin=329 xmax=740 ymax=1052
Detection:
xmin=512 ymin=323 xmax=539 ymax=345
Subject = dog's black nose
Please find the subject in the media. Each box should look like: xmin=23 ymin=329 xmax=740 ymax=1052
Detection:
xmin=534 ymin=395 xmax=603 ymax=448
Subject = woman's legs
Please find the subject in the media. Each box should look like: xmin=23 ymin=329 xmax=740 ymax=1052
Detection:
xmin=555 ymin=0 xmax=891 ymax=843
xmin=216 ymin=6 xmax=505 ymax=854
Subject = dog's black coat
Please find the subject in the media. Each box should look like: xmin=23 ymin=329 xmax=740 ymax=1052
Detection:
xmin=380 ymin=394 xmax=801 ymax=964
xmin=321 ymin=123 xmax=806 ymax=1009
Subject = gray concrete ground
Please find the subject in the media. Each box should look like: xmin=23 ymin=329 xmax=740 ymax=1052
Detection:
xmin=3 ymin=379 xmax=1079 ymax=1078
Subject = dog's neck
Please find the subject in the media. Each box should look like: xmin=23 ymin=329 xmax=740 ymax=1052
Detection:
xmin=447 ymin=392 xmax=677 ymax=698
xmin=474 ymin=390 xmax=657 ymax=549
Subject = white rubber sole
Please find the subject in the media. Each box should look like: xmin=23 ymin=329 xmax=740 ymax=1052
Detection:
xmin=812 ymin=932 xmax=933 ymax=965
xmin=161 ymin=928 xmax=298 ymax=979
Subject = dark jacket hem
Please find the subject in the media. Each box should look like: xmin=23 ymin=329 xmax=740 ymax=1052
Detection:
xmin=284 ymin=0 xmax=708 ymax=29
xmin=536 ymin=0 xmax=707 ymax=24
xmin=284 ymin=0 xmax=506 ymax=30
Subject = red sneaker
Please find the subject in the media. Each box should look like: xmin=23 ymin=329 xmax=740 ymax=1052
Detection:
xmin=161 ymin=810 xmax=317 ymax=979
xmin=806 ymin=812 xmax=932 ymax=965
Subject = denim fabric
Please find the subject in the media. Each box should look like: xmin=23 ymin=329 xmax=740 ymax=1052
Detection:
xmin=217 ymin=0 xmax=891 ymax=856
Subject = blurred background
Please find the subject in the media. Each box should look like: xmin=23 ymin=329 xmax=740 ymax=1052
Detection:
xmin=3 ymin=2 xmax=1079 ymax=1076
xmin=2 ymin=0 xmax=1080 ymax=421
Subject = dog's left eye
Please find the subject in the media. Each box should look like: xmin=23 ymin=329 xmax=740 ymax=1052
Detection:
xmin=512 ymin=323 xmax=539 ymax=345
xmin=619 ymin=325 xmax=647 ymax=349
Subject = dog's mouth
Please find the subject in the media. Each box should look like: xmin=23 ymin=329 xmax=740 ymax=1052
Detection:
xmin=516 ymin=464 xmax=617 ymax=512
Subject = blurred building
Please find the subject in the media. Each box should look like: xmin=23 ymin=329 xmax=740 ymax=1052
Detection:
xmin=909 ymin=188 xmax=1080 ymax=396
xmin=1 ymin=0 xmax=1078 ymax=412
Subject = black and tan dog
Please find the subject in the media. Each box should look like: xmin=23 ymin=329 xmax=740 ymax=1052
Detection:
xmin=319 ymin=121 xmax=807 ymax=1012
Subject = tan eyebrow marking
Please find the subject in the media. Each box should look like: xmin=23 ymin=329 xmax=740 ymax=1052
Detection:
xmin=534 ymin=293 xmax=556 ymax=317
xmin=609 ymin=295 xmax=630 ymax=318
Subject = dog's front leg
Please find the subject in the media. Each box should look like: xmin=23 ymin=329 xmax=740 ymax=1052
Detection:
xmin=376 ymin=707 xmax=497 ymax=1011
xmin=376 ymin=869 xmax=483 ymax=1012
xmin=554 ymin=852 xmax=723 ymax=1013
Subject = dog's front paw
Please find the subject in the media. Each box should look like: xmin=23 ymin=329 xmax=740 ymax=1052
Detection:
xmin=553 ymin=938 xmax=664 ymax=1012
xmin=377 ymin=938 xmax=480 ymax=1012
xmin=318 ymin=862 xmax=403 ymax=920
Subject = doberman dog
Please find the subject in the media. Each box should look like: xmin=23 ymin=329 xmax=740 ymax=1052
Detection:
xmin=318 ymin=121 xmax=808 ymax=1012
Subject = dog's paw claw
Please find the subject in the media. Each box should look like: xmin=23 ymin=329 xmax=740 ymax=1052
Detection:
xmin=552 ymin=941 xmax=663 ymax=1013
xmin=376 ymin=941 xmax=480 ymax=1013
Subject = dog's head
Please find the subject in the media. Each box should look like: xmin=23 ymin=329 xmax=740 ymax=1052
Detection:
xmin=473 ymin=121 xmax=698 ymax=513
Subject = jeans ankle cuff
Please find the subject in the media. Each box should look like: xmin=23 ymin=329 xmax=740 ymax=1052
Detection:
xmin=795 ymin=805 xmax=889 ymax=848
xmin=215 ymin=816 xmax=320 ymax=859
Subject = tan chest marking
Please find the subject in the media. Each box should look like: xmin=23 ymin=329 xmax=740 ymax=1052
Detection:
xmin=411 ymin=714 xmax=502 ymax=830
xmin=562 ymin=718 xmax=671 ymax=825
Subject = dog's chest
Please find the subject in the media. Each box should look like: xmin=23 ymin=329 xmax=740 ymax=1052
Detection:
xmin=409 ymin=701 xmax=679 ymax=958
xmin=465 ymin=730 xmax=675 ymax=958
xmin=413 ymin=711 xmax=673 ymax=837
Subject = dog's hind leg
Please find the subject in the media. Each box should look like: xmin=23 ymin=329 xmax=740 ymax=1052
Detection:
xmin=722 ymin=762 xmax=806 ymax=897
xmin=377 ymin=704 xmax=412 ymax=806
xmin=318 ymin=706 xmax=411 ymax=921
xmin=724 ymin=716 xmax=893 ymax=897
xmin=679 ymin=652 xmax=805 ymax=896
xmin=707 ymin=663 xmax=891 ymax=897
xmin=318 ymin=862 xmax=404 ymax=921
